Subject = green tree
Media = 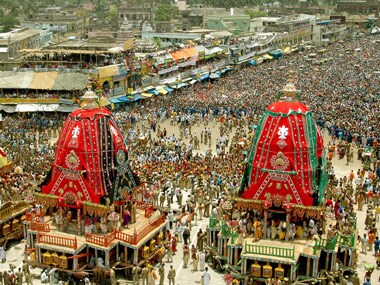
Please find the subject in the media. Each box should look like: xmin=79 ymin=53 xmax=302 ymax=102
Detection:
xmin=155 ymin=3 xmax=179 ymax=21
xmin=0 ymin=15 xmax=19 ymax=32
xmin=21 ymin=0 xmax=38 ymax=16
xmin=107 ymin=5 xmax=119 ymax=26
xmin=95 ymin=0 xmax=107 ymax=18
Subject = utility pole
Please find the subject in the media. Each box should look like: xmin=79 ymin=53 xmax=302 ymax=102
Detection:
xmin=7 ymin=36 xmax=11 ymax=60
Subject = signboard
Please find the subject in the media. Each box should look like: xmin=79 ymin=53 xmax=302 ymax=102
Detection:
xmin=98 ymin=65 xmax=119 ymax=78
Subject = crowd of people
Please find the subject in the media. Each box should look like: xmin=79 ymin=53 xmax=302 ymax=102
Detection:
xmin=0 ymin=32 xmax=379 ymax=285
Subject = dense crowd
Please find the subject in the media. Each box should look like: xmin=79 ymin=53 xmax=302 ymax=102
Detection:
xmin=0 ymin=33 xmax=379 ymax=285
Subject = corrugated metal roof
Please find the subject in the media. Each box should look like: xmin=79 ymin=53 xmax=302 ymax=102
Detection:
xmin=0 ymin=71 xmax=87 ymax=90
xmin=30 ymin=72 xmax=58 ymax=90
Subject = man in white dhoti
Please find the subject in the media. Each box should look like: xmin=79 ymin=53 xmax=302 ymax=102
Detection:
xmin=199 ymin=251 xmax=206 ymax=271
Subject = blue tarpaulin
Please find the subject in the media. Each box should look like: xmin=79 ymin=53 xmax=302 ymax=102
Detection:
xmin=200 ymin=74 xmax=210 ymax=80
xmin=110 ymin=98 xmax=122 ymax=103
xmin=134 ymin=94 xmax=146 ymax=100
xmin=118 ymin=97 xmax=129 ymax=102
xmin=147 ymin=89 xmax=159 ymax=95
xmin=269 ymin=49 xmax=283 ymax=59
xmin=249 ymin=59 xmax=256 ymax=65
xmin=165 ymin=87 xmax=174 ymax=92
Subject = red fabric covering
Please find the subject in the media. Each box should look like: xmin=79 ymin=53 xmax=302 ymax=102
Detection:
xmin=243 ymin=101 xmax=323 ymax=207
xmin=42 ymin=107 xmax=127 ymax=204
xmin=267 ymin=101 xmax=310 ymax=114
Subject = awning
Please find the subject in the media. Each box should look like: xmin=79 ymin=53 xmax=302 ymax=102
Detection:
xmin=15 ymin=104 xmax=60 ymax=112
xmin=263 ymin=54 xmax=273 ymax=60
xmin=110 ymin=96 xmax=129 ymax=103
xmin=210 ymin=73 xmax=220 ymax=79
xmin=0 ymin=105 xmax=16 ymax=113
xmin=171 ymin=47 xmax=198 ymax=61
xmin=189 ymin=79 xmax=197 ymax=85
xmin=200 ymin=74 xmax=210 ymax=80
xmin=269 ymin=50 xmax=282 ymax=58
xmin=134 ymin=94 xmax=146 ymax=100
xmin=0 ymin=71 xmax=88 ymax=90
xmin=143 ymin=85 xmax=155 ymax=91
xmin=155 ymin=86 xmax=168 ymax=95
xmin=141 ymin=92 xmax=153 ymax=98
xmin=165 ymin=87 xmax=174 ymax=92
xmin=148 ymin=89 xmax=159 ymax=95
xmin=169 ymin=82 xmax=189 ymax=89
xmin=221 ymin=67 xmax=232 ymax=73
xmin=282 ymin=47 xmax=292 ymax=54
xmin=109 ymin=98 xmax=123 ymax=103
xmin=118 ymin=96 xmax=129 ymax=102
xmin=255 ymin=58 xmax=264 ymax=64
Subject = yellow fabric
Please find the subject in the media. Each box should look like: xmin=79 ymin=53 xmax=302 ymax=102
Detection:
xmin=0 ymin=157 xmax=8 ymax=168
xmin=156 ymin=88 xmax=168 ymax=95
xmin=263 ymin=54 xmax=273 ymax=60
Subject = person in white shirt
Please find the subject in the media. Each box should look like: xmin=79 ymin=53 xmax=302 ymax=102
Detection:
xmin=41 ymin=270 xmax=49 ymax=283
xmin=203 ymin=267 xmax=211 ymax=285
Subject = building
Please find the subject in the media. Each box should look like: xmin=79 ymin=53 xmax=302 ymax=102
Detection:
xmin=264 ymin=15 xmax=314 ymax=44
xmin=20 ymin=6 xmax=86 ymax=39
xmin=337 ymin=0 xmax=380 ymax=15
xmin=118 ymin=1 xmax=156 ymax=36
xmin=312 ymin=20 xmax=348 ymax=46
xmin=181 ymin=11 xmax=204 ymax=31
xmin=0 ymin=28 xmax=52 ymax=61
xmin=250 ymin=17 xmax=282 ymax=33
xmin=207 ymin=15 xmax=251 ymax=34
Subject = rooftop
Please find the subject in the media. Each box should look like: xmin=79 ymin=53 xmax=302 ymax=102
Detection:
xmin=0 ymin=29 xmax=42 ymax=45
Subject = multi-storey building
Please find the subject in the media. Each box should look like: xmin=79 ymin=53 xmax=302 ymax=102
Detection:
xmin=118 ymin=1 xmax=156 ymax=36
xmin=337 ymin=0 xmax=380 ymax=15
xmin=0 ymin=28 xmax=52 ymax=61
xmin=20 ymin=6 xmax=85 ymax=39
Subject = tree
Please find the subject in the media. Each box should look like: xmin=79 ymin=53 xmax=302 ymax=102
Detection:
xmin=95 ymin=0 xmax=107 ymax=18
xmin=155 ymin=3 xmax=179 ymax=21
xmin=0 ymin=15 xmax=19 ymax=32
xmin=21 ymin=0 xmax=38 ymax=16
xmin=107 ymin=5 xmax=119 ymax=27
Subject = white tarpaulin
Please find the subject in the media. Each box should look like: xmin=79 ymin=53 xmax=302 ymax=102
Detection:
xmin=15 ymin=104 xmax=60 ymax=112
